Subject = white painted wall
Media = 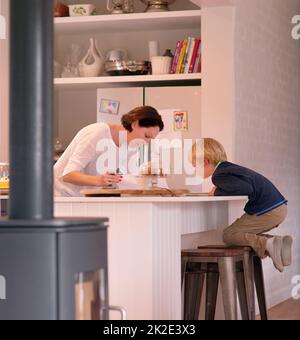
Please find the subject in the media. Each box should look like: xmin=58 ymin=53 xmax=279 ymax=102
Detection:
xmin=0 ymin=0 xmax=9 ymax=162
xmin=234 ymin=0 xmax=300 ymax=308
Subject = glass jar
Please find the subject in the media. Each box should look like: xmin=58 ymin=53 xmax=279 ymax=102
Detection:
xmin=0 ymin=163 xmax=9 ymax=190
xmin=123 ymin=0 xmax=135 ymax=13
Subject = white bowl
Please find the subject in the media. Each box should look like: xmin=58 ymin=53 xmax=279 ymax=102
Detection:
xmin=151 ymin=56 xmax=172 ymax=75
xmin=68 ymin=4 xmax=96 ymax=16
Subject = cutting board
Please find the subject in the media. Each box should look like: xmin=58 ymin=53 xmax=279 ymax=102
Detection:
xmin=81 ymin=188 xmax=190 ymax=197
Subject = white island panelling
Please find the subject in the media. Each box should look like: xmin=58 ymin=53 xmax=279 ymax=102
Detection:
xmin=55 ymin=196 xmax=247 ymax=320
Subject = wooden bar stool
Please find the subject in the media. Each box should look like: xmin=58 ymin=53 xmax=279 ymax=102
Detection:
xmin=182 ymin=246 xmax=267 ymax=320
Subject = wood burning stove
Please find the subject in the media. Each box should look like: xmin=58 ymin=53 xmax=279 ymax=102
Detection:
xmin=0 ymin=219 xmax=110 ymax=320
xmin=0 ymin=0 xmax=126 ymax=320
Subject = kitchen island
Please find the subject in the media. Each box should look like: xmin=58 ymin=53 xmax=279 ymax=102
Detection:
xmin=55 ymin=195 xmax=247 ymax=320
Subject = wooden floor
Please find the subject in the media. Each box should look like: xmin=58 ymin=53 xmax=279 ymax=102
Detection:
xmin=260 ymin=299 xmax=300 ymax=320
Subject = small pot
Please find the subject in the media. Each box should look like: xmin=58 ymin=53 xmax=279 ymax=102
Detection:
xmin=53 ymin=2 xmax=69 ymax=17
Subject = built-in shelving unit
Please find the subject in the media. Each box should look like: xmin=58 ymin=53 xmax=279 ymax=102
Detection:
xmin=54 ymin=73 xmax=202 ymax=89
xmin=54 ymin=9 xmax=202 ymax=89
xmin=54 ymin=10 xmax=202 ymax=35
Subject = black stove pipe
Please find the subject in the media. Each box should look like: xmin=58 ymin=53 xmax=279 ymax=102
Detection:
xmin=9 ymin=0 xmax=53 ymax=220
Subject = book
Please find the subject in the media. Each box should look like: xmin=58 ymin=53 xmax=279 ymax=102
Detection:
xmin=193 ymin=41 xmax=202 ymax=73
xmin=181 ymin=37 xmax=192 ymax=73
xmin=188 ymin=39 xmax=200 ymax=73
xmin=176 ymin=39 xmax=187 ymax=74
xmin=184 ymin=37 xmax=196 ymax=73
xmin=170 ymin=40 xmax=182 ymax=74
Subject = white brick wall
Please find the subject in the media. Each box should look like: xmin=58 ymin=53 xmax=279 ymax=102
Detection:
xmin=235 ymin=0 xmax=300 ymax=308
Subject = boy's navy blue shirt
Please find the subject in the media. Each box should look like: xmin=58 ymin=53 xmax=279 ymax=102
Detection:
xmin=212 ymin=161 xmax=287 ymax=216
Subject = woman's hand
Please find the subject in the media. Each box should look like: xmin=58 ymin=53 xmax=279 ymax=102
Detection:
xmin=208 ymin=186 xmax=216 ymax=196
xmin=101 ymin=172 xmax=123 ymax=186
xmin=63 ymin=171 xmax=123 ymax=187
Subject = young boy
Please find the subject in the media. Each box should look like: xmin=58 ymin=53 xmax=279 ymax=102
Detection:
xmin=191 ymin=138 xmax=292 ymax=272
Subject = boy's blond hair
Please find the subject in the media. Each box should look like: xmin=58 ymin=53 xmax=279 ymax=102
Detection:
xmin=192 ymin=138 xmax=228 ymax=166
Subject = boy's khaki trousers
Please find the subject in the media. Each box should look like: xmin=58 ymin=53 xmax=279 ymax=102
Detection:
xmin=223 ymin=204 xmax=288 ymax=258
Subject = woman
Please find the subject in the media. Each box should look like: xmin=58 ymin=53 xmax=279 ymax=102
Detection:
xmin=54 ymin=106 xmax=164 ymax=196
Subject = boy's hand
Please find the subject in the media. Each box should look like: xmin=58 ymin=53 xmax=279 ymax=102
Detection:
xmin=208 ymin=187 xmax=216 ymax=196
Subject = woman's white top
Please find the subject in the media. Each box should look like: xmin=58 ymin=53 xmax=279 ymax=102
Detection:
xmin=54 ymin=123 xmax=120 ymax=197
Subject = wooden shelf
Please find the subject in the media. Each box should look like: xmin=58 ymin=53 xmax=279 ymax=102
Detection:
xmin=54 ymin=10 xmax=201 ymax=35
xmin=54 ymin=73 xmax=202 ymax=89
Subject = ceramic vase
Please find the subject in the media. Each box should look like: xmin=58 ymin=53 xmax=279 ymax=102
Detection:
xmin=78 ymin=38 xmax=104 ymax=77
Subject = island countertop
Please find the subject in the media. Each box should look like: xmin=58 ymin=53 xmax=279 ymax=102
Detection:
xmin=54 ymin=195 xmax=247 ymax=203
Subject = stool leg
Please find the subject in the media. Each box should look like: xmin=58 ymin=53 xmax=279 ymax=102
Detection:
xmin=236 ymin=261 xmax=249 ymax=320
xmin=218 ymin=257 xmax=238 ymax=320
xmin=253 ymin=256 xmax=268 ymax=320
xmin=184 ymin=263 xmax=205 ymax=320
xmin=243 ymin=252 xmax=256 ymax=320
xmin=205 ymin=263 xmax=219 ymax=320
xmin=181 ymin=256 xmax=188 ymax=289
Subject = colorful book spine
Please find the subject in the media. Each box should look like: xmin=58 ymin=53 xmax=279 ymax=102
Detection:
xmin=181 ymin=37 xmax=192 ymax=73
xmin=184 ymin=37 xmax=196 ymax=73
xmin=188 ymin=39 xmax=200 ymax=73
xmin=193 ymin=40 xmax=202 ymax=73
xmin=170 ymin=40 xmax=182 ymax=74
xmin=176 ymin=39 xmax=187 ymax=74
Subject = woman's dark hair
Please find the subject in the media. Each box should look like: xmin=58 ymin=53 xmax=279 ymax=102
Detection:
xmin=121 ymin=106 xmax=164 ymax=132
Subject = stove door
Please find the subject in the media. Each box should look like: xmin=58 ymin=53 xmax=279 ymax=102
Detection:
xmin=75 ymin=270 xmax=106 ymax=320
xmin=58 ymin=227 xmax=109 ymax=320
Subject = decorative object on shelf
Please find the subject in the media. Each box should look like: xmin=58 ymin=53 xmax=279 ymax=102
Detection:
xmin=163 ymin=49 xmax=174 ymax=69
xmin=123 ymin=0 xmax=135 ymax=13
xmin=151 ymin=56 xmax=172 ymax=75
xmin=61 ymin=43 xmax=82 ymax=78
xmin=140 ymin=0 xmax=176 ymax=12
xmin=54 ymin=60 xmax=62 ymax=78
xmin=106 ymin=49 xmax=128 ymax=62
xmin=105 ymin=60 xmax=151 ymax=76
xmin=61 ymin=62 xmax=80 ymax=78
xmin=107 ymin=0 xmax=126 ymax=14
xmin=163 ymin=49 xmax=174 ymax=58
xmin=53 ymin=1 xmax=69 ymax=17
xmin=78 ymin=38 xmax=105 ymax=77
xmin=68 ymin=4 xmax=97 ymax=16
xmin=148 ymin=40 xmax=160 ymax=60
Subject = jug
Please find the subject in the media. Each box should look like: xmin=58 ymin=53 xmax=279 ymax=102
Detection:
xmin=78 ymin=38 xmax=105 ymax=77
xmin=107 ymin=0 xmax=125 ymax=14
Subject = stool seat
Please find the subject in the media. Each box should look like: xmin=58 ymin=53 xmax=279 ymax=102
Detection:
xmin=182 ymin=248 xmax=249 ymax=258
xmin=198 ymin=245 xmax=252 ymax=251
